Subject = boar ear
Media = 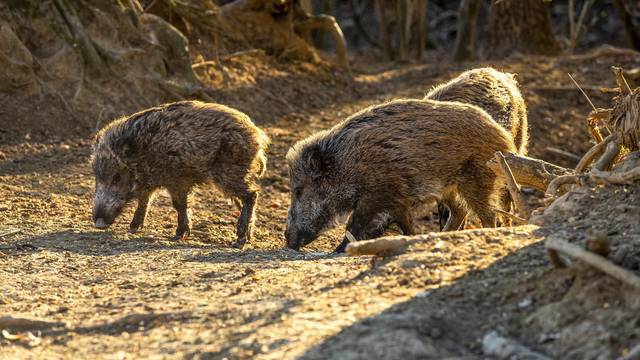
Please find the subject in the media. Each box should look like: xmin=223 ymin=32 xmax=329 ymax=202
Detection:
xmin=305 ymin=145 xmax=328 ymax=178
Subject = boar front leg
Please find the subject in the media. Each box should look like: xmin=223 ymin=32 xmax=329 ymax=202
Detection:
xmin=129 ymin=191 xmax=151 ymax=234
xmin=233 ymin=191 xmax=258 ymax=249
xmin=168 ymin=187 xmax=191 ymax=241
xmin=334 ymin=200 xmax=412 ymax=253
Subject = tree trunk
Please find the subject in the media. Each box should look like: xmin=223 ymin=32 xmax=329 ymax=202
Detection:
xmin=415 ymin=0 xmax=427 ymax=61
xmin=486 ymin=0 xmax=559 ymax=58
xmin=395 ymin=0 xmax=409 ymax=62
xmin=612 ymin=0 xmax=640 ymax=51
xmin=452 ymin=0 xmax=480 ymax=61
xmin=375 ymin=0 xmax=392 ymax=61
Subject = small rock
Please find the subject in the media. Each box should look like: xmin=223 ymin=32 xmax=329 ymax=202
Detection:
xmin=518 ymin=298 xmax=532 ymax=308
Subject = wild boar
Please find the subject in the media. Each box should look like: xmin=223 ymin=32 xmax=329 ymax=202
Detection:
xmin=425 ymin=67 xmax=528 ymax=230
xmin=91 ymin=100 xmax=269 ymax=248
xmin=284 ymin=99 xmax=516 ymax=252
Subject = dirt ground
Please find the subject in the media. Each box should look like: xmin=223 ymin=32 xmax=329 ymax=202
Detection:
xmin=2 ymin=49 xmax=640 ymax=359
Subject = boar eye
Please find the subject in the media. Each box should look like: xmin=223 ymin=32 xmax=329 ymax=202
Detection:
xmin=112 ymin=174 xmax=121 ymax=184
xmin=294 ymin=187 xmax=304 ymax=199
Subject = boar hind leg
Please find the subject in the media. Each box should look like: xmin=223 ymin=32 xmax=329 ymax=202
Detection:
xmin=233 ymin=191 xmax=258 ymax=249
xmin=440 ymin=198 xmax=467 ymax=232
xmin=129 ymin=191 xmax=151 ymax=234
xmin=496 ymin=189 xmax=512 ymax=227
xmin=168 ymin=187 xmax=191 ymax=241
xmin=458 ymin=168 xmax=499 ymax=228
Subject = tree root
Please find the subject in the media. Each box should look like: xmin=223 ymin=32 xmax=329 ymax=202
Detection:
xmin=590 ymin=166 xmax=640 ymax=185
xmin=593 ymin=140 xmax=621 ymax=171
xmin=546 ymin=174 xmax=582 ymax=197
xmin=575 ymin=134 xmax=615 ymax=173
xmin=545 ymin=237 xmax=640 ymax=289
xmin=294 ymin=14 xmax=349 ymax=71
xmin=52 ymin=0 xmax=104 ymax=72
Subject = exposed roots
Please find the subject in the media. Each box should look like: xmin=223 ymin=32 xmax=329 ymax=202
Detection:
xmin=590 ymin=166 xmax=640 ymax=185
xmin=575 ymin=134 xmax=615 ymax=173
xmin=546 ymin=237 xmax=640 ymax=289
xmin=546 ymin=174 xmax=582 ymax=197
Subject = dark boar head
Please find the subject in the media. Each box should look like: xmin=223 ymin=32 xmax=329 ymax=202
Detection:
xmin=284 ymin=139 xmax=354 ymax=251
xmin=91 ymin=143 xmax=138 ymax=229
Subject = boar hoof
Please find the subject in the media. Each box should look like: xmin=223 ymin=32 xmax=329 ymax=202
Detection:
xmin=333 ymin=238 xmax=350 ymax=253
xmin=171 ymin=230 xmax=190 ymax=241
xmin=129 ymin=222 xmax=143 ymax=234
xmin=232 ymin=237 xmax=247 ymax=249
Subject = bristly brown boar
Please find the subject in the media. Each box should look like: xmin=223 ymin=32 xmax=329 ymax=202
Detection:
xmin=91 ymin=100 xmax=269 ymax=248
xmin=425 ymin=67 xmax=528 ymax=155
xmin=284 ymin=99 xmax=516 ymax=252
xmin=425 ymin=67 xmax=528 ymax=230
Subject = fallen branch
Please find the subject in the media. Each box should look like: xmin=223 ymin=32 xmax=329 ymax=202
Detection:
xmin=486 ymin=153 xmax=573 ymax=192
xmin=493 ymin=151 xmax=530 ymax=218
xmin=546 ymin=237 xmax=640 ymax=289
xmin=482 ymin=331 xmax=551 ymax=360
xmin=545 ymin=147 xmax=581 ymax=163
xmin=0 ymin=316 xmax=65 ymax=332
xmin=346 ymin=237 xmax=411 ymax=256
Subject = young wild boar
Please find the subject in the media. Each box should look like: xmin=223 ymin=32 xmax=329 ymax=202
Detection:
xmin=425 ymin=67 xmax=528 ymax=231
xmin=284 ymin=99 xmax=516 ymax=252
xmin=91 ymin=100 xmax=269 ymax=248
xmin=425 ymin=67 xmax=528 ymax=154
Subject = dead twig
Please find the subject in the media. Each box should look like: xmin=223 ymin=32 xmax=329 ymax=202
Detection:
xmin=0 ymin=229 xmax=21 ymax=238
xmin=546 ymin=237 xmax=640 ymax=289
xmin=568 ymin=73 xmax=596 ymax=110
xmin=494 ymin=209 xmax=527 ymax=225
xmin=612 ymin=66 xmax=632 ymax=95
xmin=494 ymin=151 xmax=530 ymax=218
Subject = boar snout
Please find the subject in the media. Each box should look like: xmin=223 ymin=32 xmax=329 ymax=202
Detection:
xmin=284 ymin=226 xmax=315 ymax=251
xmin=92 ymin=203 xmax=117 ymax=229
xmin=92 ymin=187 xmax=124 ymax=229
